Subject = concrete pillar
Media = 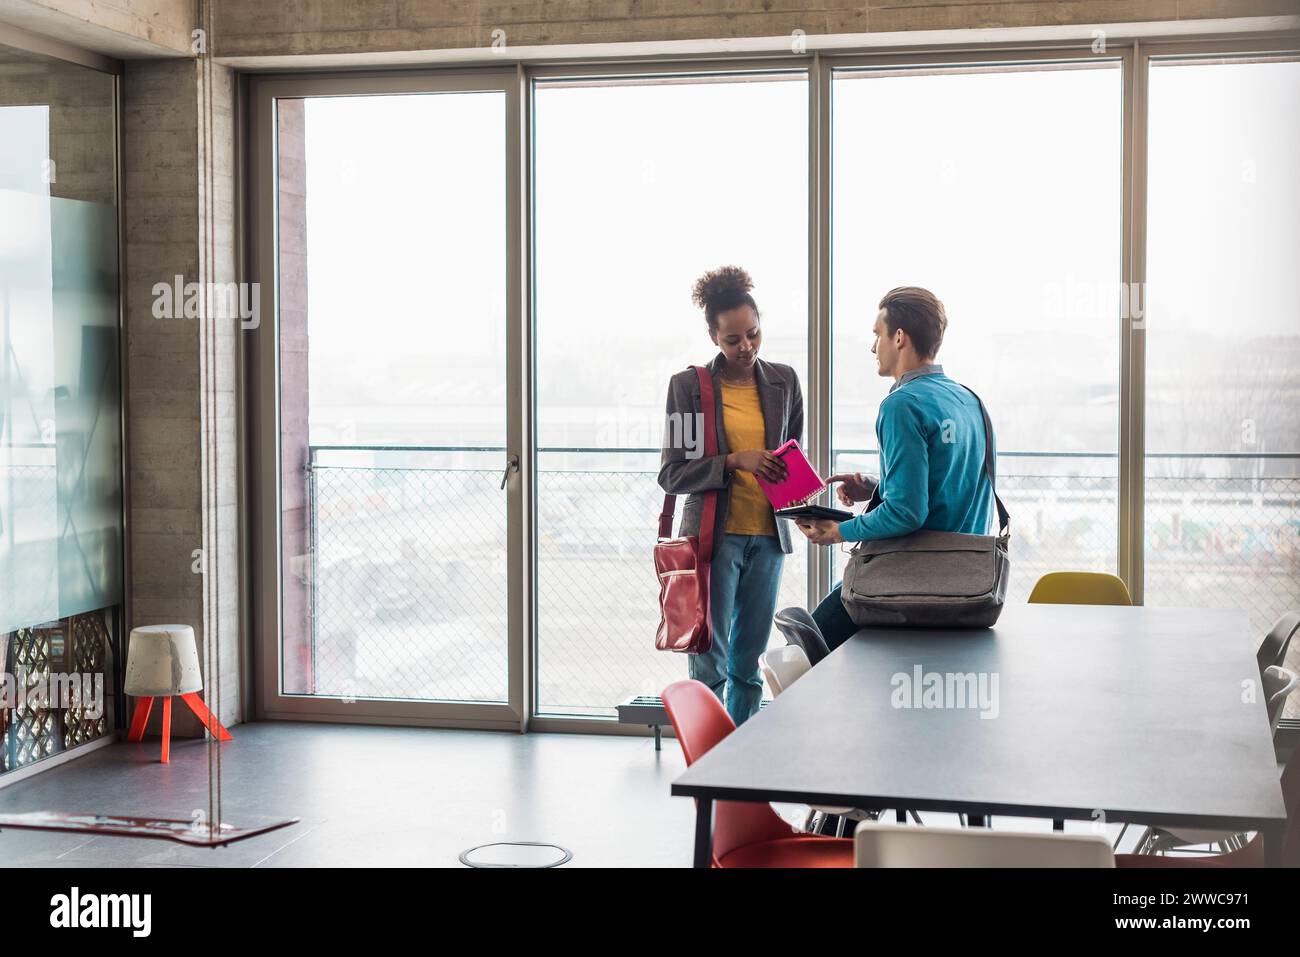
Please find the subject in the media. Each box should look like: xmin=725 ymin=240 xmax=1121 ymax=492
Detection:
xmin=122 ymin=56 xmax=240 ymax=734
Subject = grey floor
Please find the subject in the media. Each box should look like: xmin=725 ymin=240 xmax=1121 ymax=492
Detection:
xmin=0 ymin=721 xmax=1161 ymax=867
xmin=0 ymin=722 xmax=698 ymax=867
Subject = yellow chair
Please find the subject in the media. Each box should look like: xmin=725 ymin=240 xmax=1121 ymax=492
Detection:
xmin=1028 ymin=572 xmax=1132 ymax=606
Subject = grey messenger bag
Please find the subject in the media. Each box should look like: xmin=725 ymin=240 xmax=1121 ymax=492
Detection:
xmin=840 ymin=386 xmax=1011 ymax=629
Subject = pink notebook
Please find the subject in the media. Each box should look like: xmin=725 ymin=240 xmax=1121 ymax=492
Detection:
xmin=755 ymin=439 xmax=829 ymax=510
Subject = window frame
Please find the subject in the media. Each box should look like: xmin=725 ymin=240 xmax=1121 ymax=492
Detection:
xmin=242 ymin=33 xmax=1300 ymax=733
xmin=247 ymin=69 xmax=528 ymax=729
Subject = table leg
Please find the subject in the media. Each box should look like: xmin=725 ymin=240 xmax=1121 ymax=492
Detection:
xmin=693 ymin=798 xmax=714 ymax=868
xmin=1264 ymin=823 xmax=1283 ymax=868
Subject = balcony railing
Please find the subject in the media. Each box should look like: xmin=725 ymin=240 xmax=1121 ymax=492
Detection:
xmin=299 ymin=447 xmax=1300 ymax=718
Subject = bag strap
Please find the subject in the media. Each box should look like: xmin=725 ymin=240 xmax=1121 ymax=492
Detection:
xmin=862 ymin=381 xmax=1010 ymax=538
xmin=961 ymin=384 xmax=1011 ymax=537
xmin=657 ymin=366 xmax=721 ymax=562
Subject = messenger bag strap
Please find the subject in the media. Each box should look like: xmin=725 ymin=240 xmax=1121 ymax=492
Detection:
xmin=962 ymin=385 xmax=1011 ymax=537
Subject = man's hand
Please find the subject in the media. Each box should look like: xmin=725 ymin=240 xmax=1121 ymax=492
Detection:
xmin=795 ymin=518 xmax=844 ymax=546
xmin=826 ymin=471 xmax=878 ymax=506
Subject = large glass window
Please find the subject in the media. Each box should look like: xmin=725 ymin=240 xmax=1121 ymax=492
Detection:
xmin=533 ymin=73 xmax=809 ymax=717
xmin=1145 ymin=56 xmax=1300 ymax=715
xmin=830 ymin=62 xmax=1123 ymax=595
xmin=254 ymin=44 xmax=1300 ymax=732
xmin=275 ymin=90 xmax=510 ymax=704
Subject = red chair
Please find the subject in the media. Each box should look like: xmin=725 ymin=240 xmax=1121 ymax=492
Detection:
xmin=1117 ymin=746 xmax=1299 ymax=868
xmin=662 ymin=679 xmax=853 ymax=868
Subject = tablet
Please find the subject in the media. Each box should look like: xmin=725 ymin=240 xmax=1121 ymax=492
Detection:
xmin=774 ymin=504 xmax=854 ymax=523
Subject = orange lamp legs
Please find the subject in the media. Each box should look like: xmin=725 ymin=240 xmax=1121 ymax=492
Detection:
xmin=179 ymin=692 xmax=233 ymax=741
xmin=126 ymin=692 xmax=232 ymax=763
xmin=160 ymin=697 xmax=171 ymax=764
xmin=126 ymin=696 xmax=153 ymax=742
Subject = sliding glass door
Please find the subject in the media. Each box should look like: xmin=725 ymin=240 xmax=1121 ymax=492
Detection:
xmin=252 ymin=74 xmax=525 ymax=726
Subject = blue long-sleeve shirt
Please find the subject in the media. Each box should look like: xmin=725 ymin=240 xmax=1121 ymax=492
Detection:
xmin=838 ymin=366 xmax=995 ymax=543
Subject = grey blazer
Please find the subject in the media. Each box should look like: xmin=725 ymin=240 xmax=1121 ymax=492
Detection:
xmin=657 ymin=353 xmax=805 ymax=554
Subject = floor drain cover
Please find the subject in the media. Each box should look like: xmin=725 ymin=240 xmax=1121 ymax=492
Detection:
xmin=459 ymin=841 xmax=572 ymax=868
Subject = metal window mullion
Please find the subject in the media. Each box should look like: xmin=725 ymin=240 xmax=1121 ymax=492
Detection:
xmin=508 ymin=63 xmax=532 ymax=732
xmin=1118 ymin=41 xmax=1149 ymax=604
xmin=308 ymin=449 xmax=318 ymax=691
xmin=809 ymin=53 xmax=834 ymax=608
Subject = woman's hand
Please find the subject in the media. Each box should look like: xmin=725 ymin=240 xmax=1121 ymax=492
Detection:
xmin=826 ymin=471 xmax=878 ymax=506
xmin=726 ymin=450 xmax=788 ymax=483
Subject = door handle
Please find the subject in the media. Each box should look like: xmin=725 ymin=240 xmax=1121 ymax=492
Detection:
xmin=500 ymin=453 xmax=519 ymax=490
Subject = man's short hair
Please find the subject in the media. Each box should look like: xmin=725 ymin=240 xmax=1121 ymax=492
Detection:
xmin=879 ymin=287 xmax=948 ymax=360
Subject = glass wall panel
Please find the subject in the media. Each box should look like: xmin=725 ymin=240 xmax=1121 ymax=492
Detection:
xmin=0 ymin=43 xmax=120 ymax=635
xmin=533 ymin=73 xmax=809 ymax=717
xmin=1145 ymin=56 xmax=1300 ymax=714
xmin=0 ymin=42 xmax=119 ymax=775
xmin=830 ymin=62 xmax=1123 ymax=598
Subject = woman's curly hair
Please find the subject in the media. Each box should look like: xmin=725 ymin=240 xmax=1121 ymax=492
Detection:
xmin=692 ymin=265 xmax=759 ymax=330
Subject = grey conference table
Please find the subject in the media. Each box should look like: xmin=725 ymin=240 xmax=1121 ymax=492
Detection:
xmin=672 ymin=603 xmax=1288 ymax=867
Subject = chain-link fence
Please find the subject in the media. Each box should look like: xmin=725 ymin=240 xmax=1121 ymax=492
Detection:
xmin=306 ymin=449 xmax=1299 ymax=719
xmin=1145 ymin=474 xmax=1300 ymax=626
xmin=310 ymin=462 xmax=508 ymax=702
xmin=1146 ymin=472 xmax=1300 ymax=718
xmin=832 ymin=452 xmax=1121 ymax=607
xmin=535 ymin=464 xmax=807 ymax=716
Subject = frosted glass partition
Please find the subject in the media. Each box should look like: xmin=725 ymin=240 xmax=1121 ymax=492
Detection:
xmin=0 ymin=44 xmax=121 ymax=634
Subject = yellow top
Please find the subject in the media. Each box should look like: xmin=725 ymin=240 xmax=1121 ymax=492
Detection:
xmin=720 ymin=381 xmax=777 ymax=537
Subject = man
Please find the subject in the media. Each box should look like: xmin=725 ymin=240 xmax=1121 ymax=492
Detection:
xmin=796 ymin=286 xmax=997 ymax=649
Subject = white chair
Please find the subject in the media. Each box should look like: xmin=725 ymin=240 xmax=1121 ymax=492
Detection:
xmin=1265 ymin=665 xmax=1299 ymax=735
xmin=854 ymin=822 xmax=1116 ymax=867
xmin=758 ymin=645 xmax=811 ymax=696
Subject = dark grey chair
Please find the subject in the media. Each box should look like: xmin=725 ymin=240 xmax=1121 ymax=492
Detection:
xmin=773 ymin=606 xmax=831 ymax=666
xmin=1257 ymin=611 xmax=1300 ymax=674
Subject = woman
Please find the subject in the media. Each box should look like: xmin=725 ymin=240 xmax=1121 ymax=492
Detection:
xmin=658 ymin=266 xmax=804 ymax=725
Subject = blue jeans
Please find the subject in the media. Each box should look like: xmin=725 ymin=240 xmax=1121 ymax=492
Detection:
xmin=689 ymin=533 xmax=785 ymax=726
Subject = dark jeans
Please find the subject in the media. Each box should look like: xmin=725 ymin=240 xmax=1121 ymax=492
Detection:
xmin=811 ymin=582 xmax=858 ymax=652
